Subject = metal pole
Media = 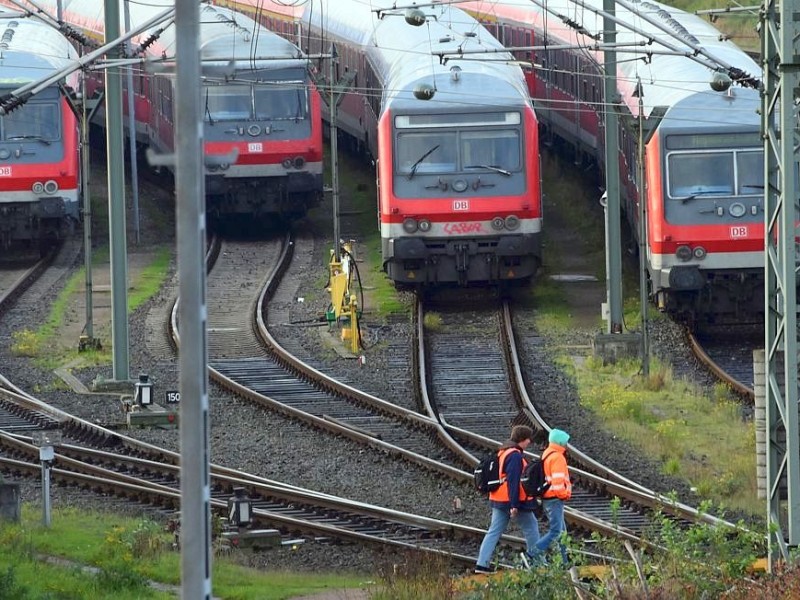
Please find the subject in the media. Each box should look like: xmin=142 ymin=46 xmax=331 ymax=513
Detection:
xmin=636 ymin=80 xmax=648 ymax=376
xmin=41 ymin=461 xmax=50 ymax=527
xmin=123 ymin=0 xmax=140 ymax=244
xmin=330 ymin=44 xmax=340 ymax=262
xmin=175 ymin=0 xmax=212 ymax=596
xmin=81 ymin=73 xmax=94 ymax=341
xmin=602 ymin=0 xmax=623 ymax=334
xmin=104 ymin=0 xmax=130 ymax=381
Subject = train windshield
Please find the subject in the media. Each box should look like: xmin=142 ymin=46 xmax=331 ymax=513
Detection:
xmin=254 ymin=83 xmax=307 ymax=121
xmin=667 ymin=149 xmax=764 ymax=198
xmin=204 ymin=80 xmax=308 ymax=122
xmin=1 ymin=101 xmax=59 ymax=141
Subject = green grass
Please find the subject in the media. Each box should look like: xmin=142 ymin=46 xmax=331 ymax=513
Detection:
xmin=10 ymin=245 xmax=173 ymax=368
xmin=0 ymin=505 xmax=369 ymax=600
xmin=560 ymin=353 xmax=759 ymax=514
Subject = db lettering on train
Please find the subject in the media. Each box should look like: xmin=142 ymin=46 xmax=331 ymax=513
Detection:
xmin=730 ymin=226 xmax=748 ymax=239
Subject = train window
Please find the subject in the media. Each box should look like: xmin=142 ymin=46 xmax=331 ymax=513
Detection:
xmin=396 ymin=132 xmax=457 ymax=175
xmin=667 ymin=152 xmax=734 ymax=198
xmin=204 ymin=85 xmax=251 ymax=121
xmin=461 ymin=130 xmax=520 ymax=171
xmin=736 ymin=150 xmax=764 ymax=195
xmin=3 ymin=102 xmax=59 ymax=141
xmin=254 ymin=84 xmax=307 ymax=120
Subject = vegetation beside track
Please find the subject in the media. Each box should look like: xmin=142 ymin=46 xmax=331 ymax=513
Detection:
xmin=0 ymin=503 xmax=368 ymax=599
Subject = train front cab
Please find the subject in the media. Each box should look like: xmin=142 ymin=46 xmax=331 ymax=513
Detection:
xmin=378 ymin=107 xmax=542 ymax=286
xmin=645 ymin=128 xmax=765 ymax=319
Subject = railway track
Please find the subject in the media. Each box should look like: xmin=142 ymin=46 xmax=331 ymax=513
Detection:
xmin=687 ymin=326 xmax=759 ymax=400
xmin=415 ymin=295 xmax=738 ymax=547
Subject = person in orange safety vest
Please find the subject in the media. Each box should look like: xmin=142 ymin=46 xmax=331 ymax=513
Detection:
xmin=474 ymin=425 xmax=540 ymax=573
xmin=528 ymin=428 xmax=571 ymax=566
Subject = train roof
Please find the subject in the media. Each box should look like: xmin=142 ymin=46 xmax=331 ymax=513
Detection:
xmin=0 ymin=9 xmax=79 ymax=86
xmin=306 ymin=0 xmax=532 ymax=111
xmin=44 ymin=0 xmax=308 ymax=73
xmin=463 ymin=0 xmax=760 ymax=123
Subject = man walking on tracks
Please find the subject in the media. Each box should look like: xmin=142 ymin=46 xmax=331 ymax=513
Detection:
xmin=528 ymin=428 xmax=572 ymax=566
xmin=474 ymin=425 xmax=540 ymax=573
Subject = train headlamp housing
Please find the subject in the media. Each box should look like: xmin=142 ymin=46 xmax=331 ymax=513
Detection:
xmin=44 ymin=180 xmax=58 ymax=195
xmin=675 ymin=245 xmax=692 ymax=262
xmin=693 ymin=246 xmax=707 ymax=260
xmin=504 ymin=215 xmax=520 ymax=230
xmin=247 ymin=125 xmax=261 ymax=136
xmin=293 ymin=156 xmax=305 ymax=169
xmin=418 ymin=219 xmax=432 ymax=232
xmin=282 ymin=158 xmax=293 ymax=169
xmin=219 ymin=163 xmax=230 ymax=171
xmin=729 ymin=202 xmax=746 ymax=218
xmin=0 ymin=149 xmax=9 ymax=159
xmin=402 ymin=217 xmax=418 ymax=233
xmin=452 ymin=179 xmax=468 ymax=193
xmin=491 ymin=216 xmax=505 ymax=231
xmin=32 ymin=182 xmax=44 ymax=194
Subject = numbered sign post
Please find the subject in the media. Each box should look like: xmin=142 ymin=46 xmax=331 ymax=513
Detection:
xmin=165 ymin=390 xmax=181 ymax=404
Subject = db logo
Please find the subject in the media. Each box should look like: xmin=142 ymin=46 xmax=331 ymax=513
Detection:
xmin=453 ymin=200 xmax=470 ymax=211
xmin=730 ymin=226 xmax=748 ymax=239
xmin=0 ymin=166 xmax=11 ymax=176
xmin=248 ymin=143 xmax=263 ymax=153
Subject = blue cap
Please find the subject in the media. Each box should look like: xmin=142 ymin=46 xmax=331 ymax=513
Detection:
xmin=549 ymin=428 xmax=570 ymax=446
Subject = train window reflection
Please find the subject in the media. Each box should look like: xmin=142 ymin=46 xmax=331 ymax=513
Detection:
xmin=2 ymin=102 xmax=59 ymax=141
xmin=254 ymin=85 xmax=307 ymax=120
xmin=204 ymin=85 xmax=251 ymax=121
xmin=736 ymin=150 xmax=764 ymax=195
xmin=461 ymin=130 xmax=519 ymax=170
xmin=668 ymin=152 xmax=733 ymax=198
xmin=397 ymin=132 xmax=457 ymax=174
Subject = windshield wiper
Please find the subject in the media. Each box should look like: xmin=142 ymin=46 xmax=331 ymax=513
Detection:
xmin=204 ymin=88 xmax=215 ymax=126
xmin=680 ymin=190 xmax=727 ymax=204
xmin=465 ymin=164 xmax=511 ymax=176
xmin=6 ymin=135 xmax=50 ymax=145
xmin=407 ymin=144 xmax=440 ymax=180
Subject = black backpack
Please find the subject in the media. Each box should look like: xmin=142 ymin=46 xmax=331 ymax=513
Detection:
xmin=473 ymin=449 xmax=517 ymax=493
xmin=520 ymin=451 xmax=554 ymax=497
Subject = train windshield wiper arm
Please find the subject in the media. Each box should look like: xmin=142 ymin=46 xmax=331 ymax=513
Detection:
xmin=680 ymin=190 xmax=725 ymax=204
xmin=465 ymin=164 xmax=511 ymax=176
xmin=407 ymin=144 xmax=440 ymax=180
xmin=6 ymin=135 xmax=50 ymax=145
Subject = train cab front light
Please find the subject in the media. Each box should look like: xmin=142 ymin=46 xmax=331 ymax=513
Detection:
xmin=32 ymin=182 xmax=44 ymax=194
xmin=282 ymin=158 xmax=293 ymax=169
xmin=44 ymin=180 xmax=58 ymax=195
xmin=219 ymin=163 xmax=230 ymax=171
xmin=675 ymin=245 xmax=692 ymax=262
xmin=418 ymin=219 xmax=431 ymax=232
xmin=729 ymin=202 xmax=746 ymax=218
xmin=293 ymin=156 xmax=305 ymax=169
xmin=247 ymin=125 xmax=261 ymax=136
xmin=0 ymin=149 xmax=9 ymax=160
xmin=491 ymin=217 xmax=505 ymax=231
xmin=693 ymin=246 xmax=707 ymax=260
xmin=504 ymin=215 xmax=520 ymax=230
xmin=402 ymin=217 xmax=419 ymax=233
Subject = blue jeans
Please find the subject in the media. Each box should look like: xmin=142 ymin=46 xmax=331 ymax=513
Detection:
xmin=532 ymin=498 xmax=568 ymax=564
xmin=476 ymin=506 xmax=540 ymax=568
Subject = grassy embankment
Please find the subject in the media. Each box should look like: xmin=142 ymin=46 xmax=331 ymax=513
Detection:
xmin=0 ymin=505 xmax=368 ymax=599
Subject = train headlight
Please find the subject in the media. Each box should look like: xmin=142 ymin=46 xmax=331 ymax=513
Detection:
xmin=402 ymin=217 xmax=418 ymax=233
xmin=219 ymin=163 xmax=230 ymax=171
xmin=675 ymin=245 xmax=692 ymax=262
xmin=293 ymin=156 xmax=305 ymax=169
xmin=282 ymin=158 xmax=293 ymax=169
xmin=504 ymin=215 xmax=520 ymax=230
xmin=452 ymin=179 xmax=468 ymax=193
xmin=0 ymin=149 xmax=9 ymax=159
xmin=729 ymin=202 xmax=746 ymax=218
xmin=32 ymin=182 xmax=44 ymax=194
xmin=44 ymin=180 xmax=58 ymax=195
xmin=693 ymin=246 xmax=707 ymax=260
xmin=418 ymin=219 xmax=431 ymax=232
xmin=247 ymin=125 xmax=261 ymax=136
xmin=491 ymin=216 xmax=505 ymax=231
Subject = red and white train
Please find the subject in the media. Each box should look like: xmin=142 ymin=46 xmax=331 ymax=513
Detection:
xmin=23 ymin=0 xmax=325 ymax=222
xmin=221 ymin=0 xmax=543 ymax=286
xmin=0 ymin=8 xmax=81 ymax=254
xmin=460 ymin=0 xmax=764 ymax=319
